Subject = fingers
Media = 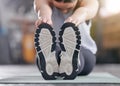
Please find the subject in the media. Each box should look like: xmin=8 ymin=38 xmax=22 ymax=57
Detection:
xmin=64 ymin=17 xmax=73 ymax=23
xmin=46 ymin=19 xmax=53 ymax=26
xmin=35 ymin=17 xmax=53 ymax=29
xmin=71 ymin=20 xmax=80 ymax=26
xmin=42 ymin=17 xmax=47 ymax=23
xmin=35 ymin=19 xmax=42 ymax=28
xmin=65 ymin=17 xmax=82 ymax=26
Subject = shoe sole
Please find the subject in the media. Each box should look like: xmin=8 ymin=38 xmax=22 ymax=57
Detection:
xmin=59 ymin=22 xmax=81 ymax=80
xmin=34 ymin=23 xmax=59 ymax=80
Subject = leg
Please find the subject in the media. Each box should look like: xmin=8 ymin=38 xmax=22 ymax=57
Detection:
xmin=77 ymin=50 xmax=85 ymax=74
xmin=78 ymin=46 xmax=96 ymax=76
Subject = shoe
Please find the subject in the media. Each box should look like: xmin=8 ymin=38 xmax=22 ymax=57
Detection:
xmin=58 ymin=22 xmax=81 ymax=80
xmin=34 ymin=23 xmax=59 ymax=80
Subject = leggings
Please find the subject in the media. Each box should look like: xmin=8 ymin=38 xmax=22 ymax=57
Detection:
xmin=77 ymin=46 xmax=96 ymax=76
xmin=56 ymin=45 xmax=96 ymax=76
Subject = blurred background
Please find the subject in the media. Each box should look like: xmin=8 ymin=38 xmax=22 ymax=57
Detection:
xmin=0 ymin=0 xmax=120 ymax=65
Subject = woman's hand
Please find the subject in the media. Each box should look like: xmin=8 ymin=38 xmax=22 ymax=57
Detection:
xmin=65 ymin=0 xmax=99 ymax=26
xmin=65 ymin=7 xmax=87 ymax=26
xmin=65 ymin=14 xmax=87 ymax=26
xmin=35 ymin=16 xmax=52 ymax=28
xmin=34 ymin=0 xmax=53 ymax=28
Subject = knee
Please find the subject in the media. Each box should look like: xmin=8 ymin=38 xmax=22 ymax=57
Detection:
xmin=81 ymin=55 xmax=96 ymax=75
xmin=78 ymin=62 xmax=95 ymax=76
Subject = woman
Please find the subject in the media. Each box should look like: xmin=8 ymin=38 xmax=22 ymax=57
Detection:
xmin=34 ymin=0 xmax=99 ymax=80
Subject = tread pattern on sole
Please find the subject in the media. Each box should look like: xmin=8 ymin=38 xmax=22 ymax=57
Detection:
xmin=59 ymin=22 xmax=81 ymax=80
xmin=34 ymin=23 xmax=59 ymax=80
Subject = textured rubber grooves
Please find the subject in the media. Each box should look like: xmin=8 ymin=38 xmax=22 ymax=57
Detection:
xmin=34 ymin=23 xmax=58 ymax=80
xmin=59 ymin=22 xmax=81 ymax=80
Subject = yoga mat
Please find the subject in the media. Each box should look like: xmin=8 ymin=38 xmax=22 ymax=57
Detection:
xmin=0 ymin=72 xmax=120 ymax=84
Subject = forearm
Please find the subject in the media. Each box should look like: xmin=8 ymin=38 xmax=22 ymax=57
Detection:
xmin=34 ymin=0 xmax=52 ymax=18
xmin=34 ymin=0 xmax=53 ymax=26
xmin=72 ymin=0 xmax=99 ymax=21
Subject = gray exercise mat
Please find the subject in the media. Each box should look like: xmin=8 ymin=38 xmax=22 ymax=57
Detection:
xmin=0 ymin=72 xmax=120 ymax=84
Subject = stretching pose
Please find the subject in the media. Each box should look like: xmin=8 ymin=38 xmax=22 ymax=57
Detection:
xmin=34 ymin=0 xmax=99 ymax=80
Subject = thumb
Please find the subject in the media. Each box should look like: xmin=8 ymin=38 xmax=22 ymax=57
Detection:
xmin=64 ymin=17 xmax=73 ymax=23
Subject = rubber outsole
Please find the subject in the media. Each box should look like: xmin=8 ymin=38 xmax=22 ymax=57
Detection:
xmin=34 ymin=23 xmax=59 ymax=80
xmin=59 ymin=22 xmax=81 ymax=80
